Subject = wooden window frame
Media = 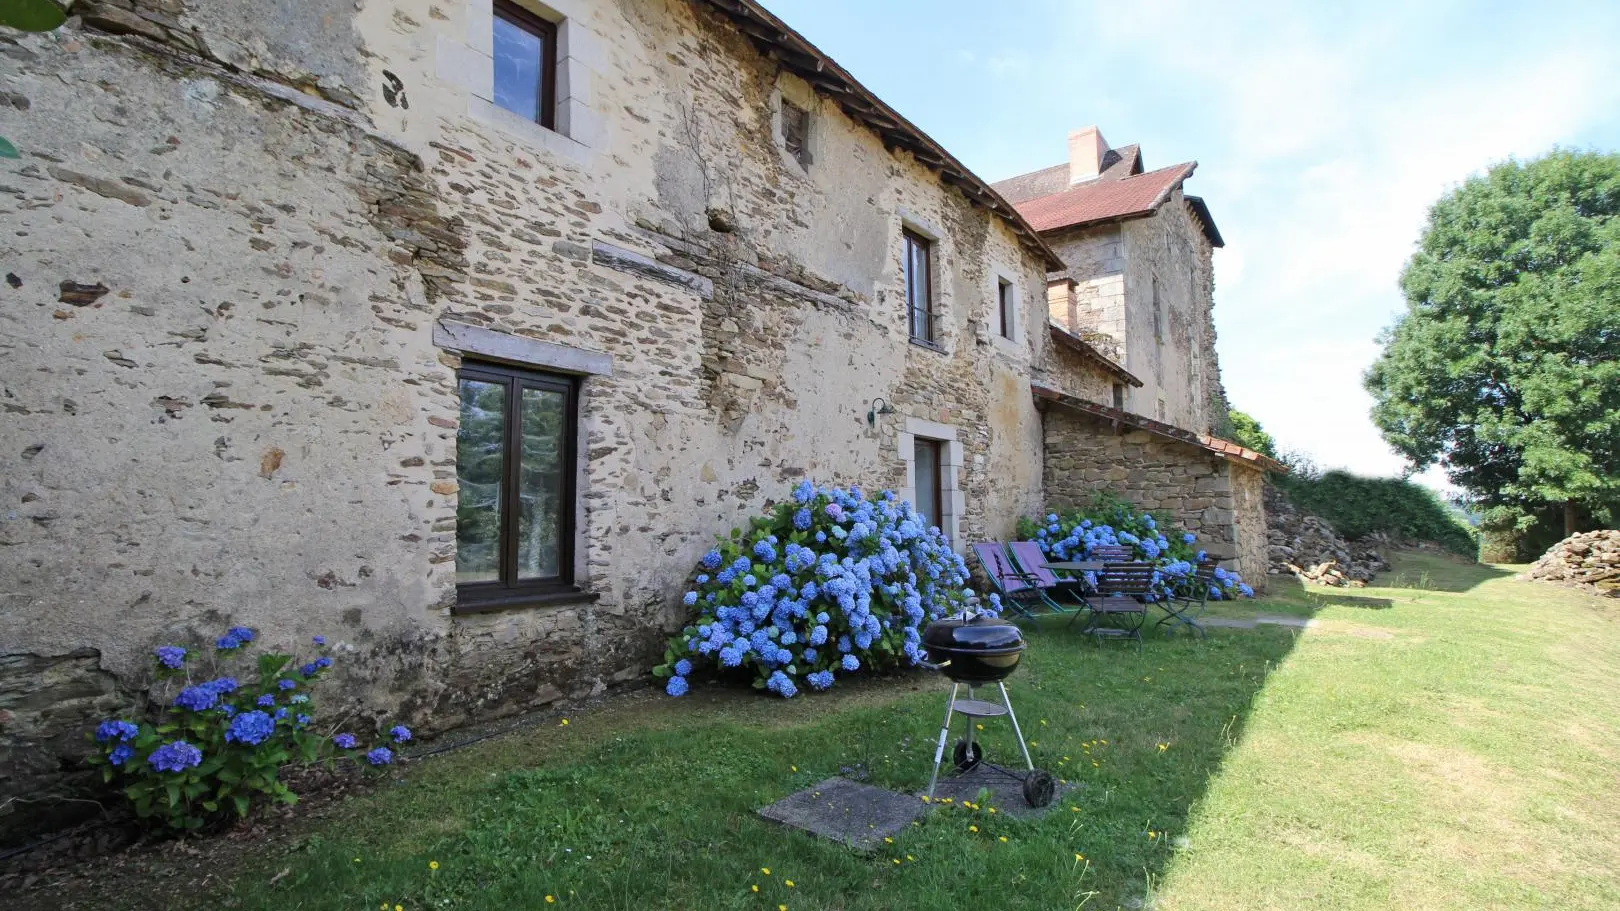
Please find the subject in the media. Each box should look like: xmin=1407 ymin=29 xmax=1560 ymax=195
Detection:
xmin=997 ymin=278 xmax=1015 ymax=340
xmin=454 ymin=360 xmax=584 ymax=614
xmin=494 ymin=0 xmax=559 ymax=131
xmin=903 ymin=229 xmax=938 ymax=348
xmin=781 ymin=99 xmax=811 ymax=167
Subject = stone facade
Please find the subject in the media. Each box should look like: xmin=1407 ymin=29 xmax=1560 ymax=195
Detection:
xmin=1041 ymin=407 xmax=1266 ymax=582
xmin=0 ymin=0 xmax=1121 ymax=833
xmin=1042 ymin=188 xmax=1222 ymax=432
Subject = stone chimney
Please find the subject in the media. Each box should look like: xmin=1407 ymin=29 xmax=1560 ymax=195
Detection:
xmin=1068 ymin=126 xmax=1109 ymax=184
xmin=1047 ymin=278 xmax=1078 ymax=332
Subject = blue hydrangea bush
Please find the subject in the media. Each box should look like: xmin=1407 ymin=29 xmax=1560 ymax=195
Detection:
xmin=1016 ymin=496 xmax=1256 ymax=601
xmin=88 ymin=628 xmax=410 ymax=831
xmin=655 ymin=482 xmax=979 ymax=698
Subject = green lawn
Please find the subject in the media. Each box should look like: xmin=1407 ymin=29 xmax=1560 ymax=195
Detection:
xmin=106 ymin=553 xmax=1620 ymax=910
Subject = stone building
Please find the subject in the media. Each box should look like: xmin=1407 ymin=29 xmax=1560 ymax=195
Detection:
xmin=994 ymin=127 xmax=1280 ymax=589
xmin=0 ymin=1 xmax=1273 ymax=834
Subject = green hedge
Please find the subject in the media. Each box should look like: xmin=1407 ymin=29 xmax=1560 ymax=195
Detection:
xmin=1273 ymin=471 xmax=1478 ymax=558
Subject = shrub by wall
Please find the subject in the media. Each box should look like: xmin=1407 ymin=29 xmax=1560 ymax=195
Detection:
xmin=1272 ymin=471 xmax=1477 ymax=557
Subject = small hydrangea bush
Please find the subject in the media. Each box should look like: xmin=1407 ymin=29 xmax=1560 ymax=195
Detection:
xmin=88 ymin=628 xmax=411 ymax=831
xmin=1015 ymin=496 xmax=1255 ymax=601
xmin=654 ymin=482 xmax=983 ymax=698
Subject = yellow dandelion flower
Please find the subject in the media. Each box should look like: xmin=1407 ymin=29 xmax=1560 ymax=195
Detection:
xmin=969 ymin=825 xmax=979 ymax=833
xmin=1071 ymin=807 xmax=1081 ymax=813
xmin=779 ymin=906 xmax=788 ymax=911
xmin=791 ymin=765 xmax=798 ymax=772
xmin=429 ymin=860 xmax=439 ymax=870
xmin=1075 ymin=853 xmax=1084 ymax=861
xmin=752 ymin=885 xmax=760 ymax=893
xmin=920 ymin=796 xmax=930 ymax=803
xmin=998 ymin=836 xmax=1008 ymax=843
xmin=1039 ymin=719 xmax=1047 ymax=726
xmin=1030 ymin=741 xmax=1038 ymax=747
xmin=355 ymin=858 xmax=362 ymax=863
xmin=884 ymin=837 xmax=894 ymax=844
xmin=975 ymin=723 xmax=984 ymax=731
xmin=559 ymin=719 xmax=569 ymax=726
xmin=1158 ymin=743 xmax=1168 ymax=752
xmin=785 ymin=880 xmax=795 ymax=888
xmin=396 ymin=905 xmax=404 ymax=911
xmin=545 ymin=897 xmax=555 ymax=904
xmin=906 ymin=854 xmax=914 ymax=861
xmin=988 ymin=807 xmax=997 ymax=814
xmin=893 ymin=858 xmax=901 ymax=865
xmin=761 ymin=867 xmax=771 ymax=875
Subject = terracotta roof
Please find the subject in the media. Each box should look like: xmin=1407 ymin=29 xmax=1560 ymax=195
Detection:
xmin=991 ymin=144 xmax=1144 ymax=205
xmin=1030 ymin=384 xmax=1287 ymax=474
xmin=701 ymin=0 xmax=1064 ymax=270
xmin=1014 ymin=162 xmax=1198 ymax=234
xmin=1048 ymin=323 xmax=1143 ymax=387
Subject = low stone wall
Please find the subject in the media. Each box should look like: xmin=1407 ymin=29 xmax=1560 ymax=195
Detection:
xmin=1040 ymin=405 xmax=1268 ymax=585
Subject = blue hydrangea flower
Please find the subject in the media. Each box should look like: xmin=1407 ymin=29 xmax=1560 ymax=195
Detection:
xmin=333 ymin=732 xmax=358 ymax=749
xmin=256 ymin=694 xmax=276 ymax=708
xmin=153 ymin=646 xmax=187 ymax=669
xmin=290 ymin=694 xmax=309 ymax=704
xmin=312 ymin=636 xmax=327 ymax=646
xmin=674 ymin=659 xmax=693 ymax=676
xmin=316 ymin=656 xmax=332 ymax=669
xmin=1183 ymin=533 xmax=1197 ymax=544
xmin=173 ymin=685 xmax=219 ymax=712
xmin=665 ymin=676 xmax=689 ymax=697
xmin=390 ymin=725 xmax=412 ymax=743
xmin=300 ymin=662 xmax=319 ymax=678
xmin=148 ymin=740 xmax=203 ymax=773
xmin=274 ymin=707 xmax=289 ymax=720
xmin=225 ymin=710 xmax=276 ymax=746
xmin=216 ymin=633 xmax=243 ymax=650
xmin=841 ymin=654 xmax=860 ymax=672
xmin=793 ymin=508 xmax=812 ymax=530
xmin=108 ymin=744 xmax=134 ymax=766
xmin=95 ymin=719 xmax=140 ymax=743
xmin=296 ymin=714 xmax=312 ymax=726
xmin=807 ymin=670 xmax=835 ymax=690
xmin=277 ymin=679 xmax=296 ymax=691
xmin=227 ymin=626 xmax=255 ymax=643
xmin=366 ymin=747 xmax=394 ymax=766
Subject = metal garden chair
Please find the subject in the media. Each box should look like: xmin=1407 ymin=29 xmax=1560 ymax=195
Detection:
xmin=1084 ymin=561 xmax=1153 ymax=648
xmin=1158 ymin=557 xmax=1219 ymax=639
xmin=972 ymin=542 xmax=1087 ymax=624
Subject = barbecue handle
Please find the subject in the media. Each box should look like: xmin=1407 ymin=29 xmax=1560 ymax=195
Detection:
xmin=916 ymin=657 xmax=951 ymax=672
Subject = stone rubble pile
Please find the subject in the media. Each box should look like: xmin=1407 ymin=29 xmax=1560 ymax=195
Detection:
xmin=1264 ymin=484 xmax=1392 ymax=587
xmin=1522 ymin=530 xmax=1620 ymax=598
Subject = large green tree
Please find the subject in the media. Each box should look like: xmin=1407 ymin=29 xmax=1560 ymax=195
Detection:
xmin=1365 ymin=149 xmax=1620 ymax=534
xmin=1226 ymin=408 xmax=1277 ymax=458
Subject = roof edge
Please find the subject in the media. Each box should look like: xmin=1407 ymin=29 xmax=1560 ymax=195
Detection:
xmin=1047 ymin=323 xmax=1143 ymax=387
xmin=1030 ymin=384 xmax=1288 ymax=474
xmin=703 ymin=0 xmax=1065 ymax=271
xmin=1184 ymin=195 xmax=1225 ymax=248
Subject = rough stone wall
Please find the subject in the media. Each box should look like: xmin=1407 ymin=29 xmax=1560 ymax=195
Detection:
xmin=1042 ymin=407 xmax=1241 ymax=563
xmin=1044 ymin=224 xmax=1124 ymax=343
xmin=1230 ymin=463 xmax=1268 ymax=584
xmin=1119 ymin=189 xmax=1218 ymax=432
xmin=0 ymin=0 xmax=1057 ymax=831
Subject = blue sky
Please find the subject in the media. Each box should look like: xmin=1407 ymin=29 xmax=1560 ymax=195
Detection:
xmin=761 ymin=0 xmax=1620 ymax=485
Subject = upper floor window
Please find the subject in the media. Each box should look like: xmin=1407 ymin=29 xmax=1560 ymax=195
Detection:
xmin=781 ymin=100 xmax=811 ymax=168
xmin=493 ymin=0 xmax=558 ymax=129
xmin=903 ymin=229 xmax=936 ymax=346
xmin=1151 ymin=275 xmax=1164 ymax=345
xmin=455 ymin=360 xmax=579 ymax=611
xmin=997 ymin=278 xmax=1015 ymax=340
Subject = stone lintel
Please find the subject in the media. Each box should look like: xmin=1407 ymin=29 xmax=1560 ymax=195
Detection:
xmin=433 ymin=319 xmax=613 ymax=376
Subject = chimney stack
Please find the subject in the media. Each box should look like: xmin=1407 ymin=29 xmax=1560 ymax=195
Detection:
xmin=1068 ymin=126 xmax=1109 ymax=184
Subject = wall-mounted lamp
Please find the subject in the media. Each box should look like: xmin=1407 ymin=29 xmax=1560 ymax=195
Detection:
xmin=866 ymin=397 xmax=896 ymax=427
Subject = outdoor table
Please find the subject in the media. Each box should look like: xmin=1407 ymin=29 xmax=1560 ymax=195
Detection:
xmin=1043 ymin=560 xmax=1108 ymax=573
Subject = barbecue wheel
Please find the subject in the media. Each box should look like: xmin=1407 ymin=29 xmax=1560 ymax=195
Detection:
xmin=1022 ymin=769 xmax=1056 ymax=808
xmin=952 ymin=739 xmax=983 ymax=772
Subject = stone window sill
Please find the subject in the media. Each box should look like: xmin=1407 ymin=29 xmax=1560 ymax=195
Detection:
xmin=453 ymin=586 xmax=600 ymax=616
xmin=909 ymin=337 xmax=947 ymax=355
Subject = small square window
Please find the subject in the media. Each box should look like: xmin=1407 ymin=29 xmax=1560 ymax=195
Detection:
xmin=997 ymin=279 xmax=1015 ymax=340
xmin=1112 ymin=383 xmax=1125 ymax=410
xmin=493 ymin=0 xmax=558 ymax=129
xmin=781 ymin=100 xmax=811 ymax=167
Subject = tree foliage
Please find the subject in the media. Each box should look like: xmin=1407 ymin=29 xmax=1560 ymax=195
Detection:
xmin=1225 ymin=409 xmax=1277 ymax=458
xmin=1365 ymin=149 xmax=1620 ymax=528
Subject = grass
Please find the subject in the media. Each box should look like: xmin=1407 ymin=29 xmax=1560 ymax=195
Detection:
xmin=84 ymin=552 xmax=1620 ymax=910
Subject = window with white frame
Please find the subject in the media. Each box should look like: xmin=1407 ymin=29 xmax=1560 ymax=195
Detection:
xmin=997 ymin=277 xmax=1016 ymax=340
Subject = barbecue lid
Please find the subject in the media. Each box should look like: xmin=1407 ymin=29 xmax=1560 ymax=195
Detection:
xmin=921 ymin=613 xmax=1024 ymax=653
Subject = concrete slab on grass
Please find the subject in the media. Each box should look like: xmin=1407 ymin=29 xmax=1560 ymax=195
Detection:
xmin=757 ymin=777 xmax=927 ymax=851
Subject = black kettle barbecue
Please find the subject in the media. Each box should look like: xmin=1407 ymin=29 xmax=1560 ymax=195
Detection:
xmin=920 ymin=606 xmax=1056 ymax=808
